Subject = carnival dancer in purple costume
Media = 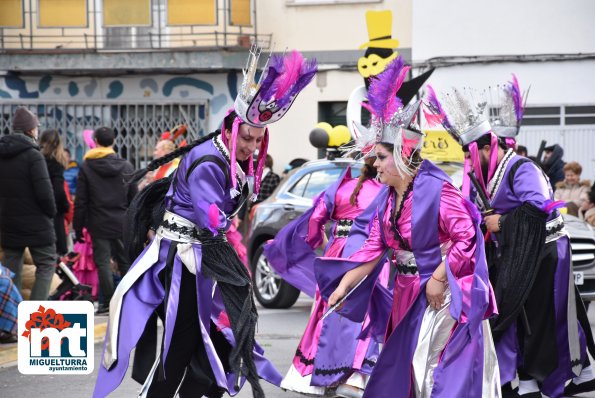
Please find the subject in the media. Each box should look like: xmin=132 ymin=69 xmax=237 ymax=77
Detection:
xmin=425 ymin=83 xmax=595 ymax=398
xmin=265 ymin=155 xmax=384 ymax=397
xmin=93 ymin=48 xmax=317 ymax=398
xmin=318 ymin=56 xmax=501 ymax=398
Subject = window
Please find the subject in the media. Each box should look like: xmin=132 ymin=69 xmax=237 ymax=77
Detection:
xmin=38 ymin=0 xmax=87 ymax=28
xmin=522 ymin=106 xmax=561 ymax=126
xmin=289 ymin=173 xmax=310 ymax=197
xmin=103 ymin=0 xmax=151 ymax=27
xmin=167 ymin=0 xmax=216 ymax=26
xmin=286 ymin=0 xmax=381 ymax=6
xmin=230 ymin=0 xmax=251 ymax=26
xmin=302 ymin=168 xmax=344 ymax=199
xmin=0 ymin=0 xmax=23 ymax=28
xmin=565 ymin=105 xmax=595 ymax=125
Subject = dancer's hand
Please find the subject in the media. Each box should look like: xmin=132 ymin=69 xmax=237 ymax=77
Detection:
xmin=426 ymin=275 xmax=447 ymax=310
xmin=328 ymin=285 xmax=348 ymax=307
xmin=484 ymin=214 xmax=501 ymax=233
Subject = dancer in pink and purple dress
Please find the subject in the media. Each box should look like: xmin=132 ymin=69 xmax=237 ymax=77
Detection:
xmin=319 ymin=56 xmax=501 ymax=398
xmin=266 ymin=157 xmax=384 ymax=396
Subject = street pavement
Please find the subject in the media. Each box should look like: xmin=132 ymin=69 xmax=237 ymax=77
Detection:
xmin=1 ymin=295 xmax=595 ymax=397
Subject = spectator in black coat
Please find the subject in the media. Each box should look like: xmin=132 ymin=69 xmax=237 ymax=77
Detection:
xmin=542 ymin=144 xmax=565 ymax=188
xmin=39 ymin=129 xmax=70 ymax=256
xmin=0 ymin=107 xmax=57 ymax=300
xmin=73 ymin=127 xmax=137 ymax=314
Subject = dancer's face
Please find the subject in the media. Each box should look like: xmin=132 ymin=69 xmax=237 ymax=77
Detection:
xmin=225 ymin=124 xmax=265 ymax=161
xmin=465 ymin=145 xmax=491 ymax=183
xmin=373 ymin=143 xmax=400 ymax=187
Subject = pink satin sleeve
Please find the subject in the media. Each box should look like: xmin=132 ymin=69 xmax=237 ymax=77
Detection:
xmin=306 ymin=196 xmax=330 ymax=249
xmin=438 ymin=182 xmax=477 ymax=278
xmin=348 ymin=212 xmax=387 ymax=263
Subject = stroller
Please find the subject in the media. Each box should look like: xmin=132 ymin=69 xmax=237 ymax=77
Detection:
xmin=48 ymin=252 xmax=93 ymax=301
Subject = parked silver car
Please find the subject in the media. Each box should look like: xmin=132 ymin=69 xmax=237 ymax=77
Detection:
xmin=248 ymin=159 xmax=595 ymax=308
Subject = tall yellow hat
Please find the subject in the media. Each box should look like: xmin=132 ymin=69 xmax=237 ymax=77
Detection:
xmin=359 ymin=10 xmax=400 ymax=50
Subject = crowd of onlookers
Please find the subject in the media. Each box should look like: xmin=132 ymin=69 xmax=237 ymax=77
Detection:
xmin=516 ymin=143 xmax=595 ymax=226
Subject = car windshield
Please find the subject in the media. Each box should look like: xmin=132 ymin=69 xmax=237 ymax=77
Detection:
xmin=289 ymin=166 xmax=360 ymax=200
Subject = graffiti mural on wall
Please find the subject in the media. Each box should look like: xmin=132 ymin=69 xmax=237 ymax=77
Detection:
xmin=0 ymin=71 xmax=241 ymax=132
xmin=0 ymin=71 xmax=241 ymax=167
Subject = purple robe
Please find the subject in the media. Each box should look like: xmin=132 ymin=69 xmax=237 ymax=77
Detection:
xmin=486 ymin=151 xmax=584 ymax=398
xmin=93 ymin=136 xmax=281 ymax=398
xmin=265 ymin=168 xmax=386 ymax=387
xmin=315 ymin=160 xmax=498 ymax=398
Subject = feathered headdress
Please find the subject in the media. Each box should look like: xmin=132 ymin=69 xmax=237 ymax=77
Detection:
xmin=490 ymin=74 xmax=529 ymax=140
xmin=225 ymin=46 xmax=317 ymax=199
xmin=349 ymin=55 xmax=423 ymax=176
xmin=234 ymin=46 xmax=317 ymax=128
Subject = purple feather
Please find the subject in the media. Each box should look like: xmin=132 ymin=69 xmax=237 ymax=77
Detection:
xmin=424 ymin=85 xmax=452 ymax=130
xmin=506 ymin=74 xmax=523 ymax=125
xmin=259 ymin=55 xmax=284 ymax=102
xmin=278 ymin=57 xmax=318 ymax=108
xmin=366 ymin=56 xmax=406 ymax=122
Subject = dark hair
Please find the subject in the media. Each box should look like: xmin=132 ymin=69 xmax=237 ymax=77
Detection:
xmin=516 ymin=145 xmax=528 ymax=155
xmin=94 ymin=127 xmax=115 ymax=147
xmin=461 ymin=133 xmax=507 ymax=152
xmin=566 ymin=201 xmax=579 ymax=217
xmin=223 ymin=111 xmax=238 ymax=132
xmin=265 ymin=154 xmax=273 ymax=169
xmin=350 ymin=158 xmax=377 ymax=206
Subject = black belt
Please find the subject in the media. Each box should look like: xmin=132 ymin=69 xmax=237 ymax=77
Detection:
xmin=395 ymin=263 xmax=418 ymax=275
xmin=160 ymin=219 xmax=226 ymax=244
xmin=335 ymin=219 xmax=354 ymax=238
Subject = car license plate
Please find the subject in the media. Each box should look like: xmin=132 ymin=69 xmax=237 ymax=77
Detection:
xmin=574 ymin=271 xmax=584 ymax=286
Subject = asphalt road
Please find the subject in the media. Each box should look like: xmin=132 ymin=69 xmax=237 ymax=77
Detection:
xmin=2 ymin=295 xmax=595 ymax=397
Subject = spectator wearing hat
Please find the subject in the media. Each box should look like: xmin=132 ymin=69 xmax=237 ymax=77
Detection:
xmin=554 ymin=161 xmax=591 ymax=207
xmin=73 ymin=127 xmax=137 ymax=314
xmin=0 ymin=107 xmax=57 ymax=300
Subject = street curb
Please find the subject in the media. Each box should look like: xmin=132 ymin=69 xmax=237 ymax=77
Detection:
xmin=0 ymin=320 xmax=108 ymax=368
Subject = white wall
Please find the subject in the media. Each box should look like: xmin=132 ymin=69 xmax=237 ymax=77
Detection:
xmin=257 ymin=0 xmax=412 ymax=51
xmin=412 ymin=0 xmax=595 ymax=59
xmin=420 ymin=60 xmax=595 ymax=106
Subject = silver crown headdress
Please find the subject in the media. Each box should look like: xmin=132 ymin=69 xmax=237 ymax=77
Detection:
xmin=489 ymin=74 xmax=529 ymax=139
xmin=424 ymin=85 xmax=492 ymax=147
xmin=347 ymin=56 xmax=423 ymax=176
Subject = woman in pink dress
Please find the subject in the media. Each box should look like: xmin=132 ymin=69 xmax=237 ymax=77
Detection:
xmin=265 ymin=158 xmax=386 ymax=396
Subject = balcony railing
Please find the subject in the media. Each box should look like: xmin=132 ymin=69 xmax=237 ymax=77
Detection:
xmin=0 ymin=31 xmax=272 ymax=52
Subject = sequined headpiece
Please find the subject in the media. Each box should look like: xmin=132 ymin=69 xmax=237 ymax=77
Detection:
xmin=490 ymin=74 xmax=529 ymax=140
xmin=424 ymin=85 xmax=492 ymax=147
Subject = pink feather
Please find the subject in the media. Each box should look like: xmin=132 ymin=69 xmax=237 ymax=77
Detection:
xmin=208 ymin=203 xmax=220 ymax=230
xmin=272 ymin=50 xmax=304 ymax=100
xmin=83 ymin=129 xmax=96 ymax=149
xmin=366 ymin=56 xmax=407 ymax=122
